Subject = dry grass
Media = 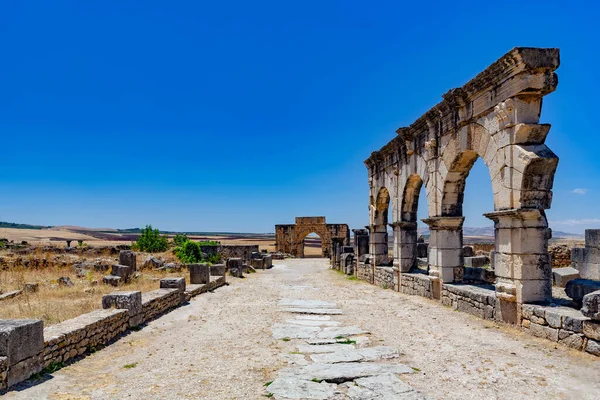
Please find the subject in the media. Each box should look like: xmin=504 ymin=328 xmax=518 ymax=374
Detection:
xmin=0 ymin=253 xmax=185 ymax=326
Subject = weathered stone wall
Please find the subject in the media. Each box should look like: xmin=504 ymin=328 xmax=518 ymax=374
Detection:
xmin=374 ymin=267 xmax=395 ymax=290
xmin=521 ymin=304 xmax=599 ymax=356
xmin=356 ymin=262 xmax=372 ymax=283
xmin=141 ymin=289 xmax=182 ymax=323
xmin=365 ymin=48 xmax=560 ymax=314
xmin=218 ymin=245 xmax=258 ymax=263
xmin=400 ymin=273 xmax=434 ymax=299
xmin=275 ymin=216 xmax=349 ymax=258
xmin=441 ymin=284 xmax=496 ymax=320
xmin=0 ymin=356 xmax=7 ymax=391
xmin=471 ymin=243 xmax=495 ymax=254
xmin=549 ymin=244 xmax=571 ymax=268
xmin=42 ymin=309 xmax=129 ymax=369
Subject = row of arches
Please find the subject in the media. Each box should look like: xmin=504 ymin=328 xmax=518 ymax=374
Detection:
xmin=366 ymin=96 xmax=559 ymax=309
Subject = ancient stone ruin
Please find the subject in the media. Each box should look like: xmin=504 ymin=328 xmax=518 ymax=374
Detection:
xmin=364 ymin=47 xmax=560 ymax=323
xmin=275 ymin=217 xmax=349 ymax=258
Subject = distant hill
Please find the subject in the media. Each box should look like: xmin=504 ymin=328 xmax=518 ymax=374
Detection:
xmin=0 ymin=221 xmax=51 ymax=230
xmin=415 ymin=226 xmax=583 ymax=239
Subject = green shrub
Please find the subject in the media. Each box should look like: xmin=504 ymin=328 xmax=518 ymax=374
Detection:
xmin=173 ymin=239 xmax=221 ymax=264
xmin=175 ymin=240 xmax=202 ymax=263
xmin=173 ymin=234 xmax=189 ymax=247
xmin=133 ymin=225 xmax=169 ymax=253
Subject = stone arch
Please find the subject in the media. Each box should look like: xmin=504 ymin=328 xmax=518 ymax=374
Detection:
xmin=401 ymin=174 xmax=424 ymax=223
xmin=365 ymin=48 xmax=561 ymax=317
xmin=296 ymin=230 xmax=326 ymax=258
xmin=375 ymin=187 xmax=391 ymax=226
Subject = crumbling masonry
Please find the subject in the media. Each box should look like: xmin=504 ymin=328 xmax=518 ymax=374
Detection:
xmin=364 ymin=47 xmax=560 ymax=324
xmin=275 ymin=217 xmax=349 ymax=258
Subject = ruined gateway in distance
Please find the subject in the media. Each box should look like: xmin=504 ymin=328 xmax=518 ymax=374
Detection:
xmin=364 ymin=47 xmax=560 ymax=323
xmin=275 ymin=217 xmax=349 ymax=258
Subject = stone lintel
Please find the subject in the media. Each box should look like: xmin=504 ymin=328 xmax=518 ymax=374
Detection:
xmin=422 ymin=216 xmax=465 ymax=230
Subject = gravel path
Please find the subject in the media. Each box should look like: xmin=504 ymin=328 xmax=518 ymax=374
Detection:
xmin=5 ymin=258 xmax=600 ymax=399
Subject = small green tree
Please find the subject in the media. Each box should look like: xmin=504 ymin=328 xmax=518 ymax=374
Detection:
xmin=134 ymin=225 xmax=168 ymax=252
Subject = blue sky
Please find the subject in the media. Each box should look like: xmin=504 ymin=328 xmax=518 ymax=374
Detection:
xmin=0 ymin=1 xmax=599 ymax=233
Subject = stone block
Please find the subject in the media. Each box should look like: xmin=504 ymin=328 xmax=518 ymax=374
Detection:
xmin=251 ymin=251 xmax=263 ymax=260
xmin=578 ymin=262 xmax=600 ymax=281
xmin=160 ymin=278 xmax=186 ymax=293
xmin=189 ymin=263 xmax=211 ymax=284
xmin=583 ymin=320 xmax=600 ymax=341
xmin=582 ymin=290 xmax=600 ymax=321
xmin=6 ymin=354 xmax=43 ymax=388
xmin=251 ymin=258 xmax=264 ymax=270
xmin=263 ymin=254 xmax=273 ymax=268
xmin=341 ymin=246 xmax=354 ymax=254
xmin=565 ymin=279 xmax=600 ymax=303
xmin=119 ymin=250 xmax=137 ymax=270
xmin=227 ymin=258 xmax=243 ymax=269
xmin=585 ymin=230 xmax=600 ymax=249
xmin=464 ymin=256 xmax=490 ymax=268
xmin=0 ymin=320 xmax=44 ymax=365
xmin=102 ymin=291 xmax=142 ymax=327
xmin=462 ymin=246 xmax=474 ymax=257
xmin=110 ymin=264 xmax=133 ymax=282
xmin=210 ymin=263 xmax=226 ymax=276
xmin=563 ymin=314 xmax=586 ymax=333
xmin=552 ymin=267 xmax=580 ymax=288
xmin=586 ymin=339 xmax=600 ymax=356
xmin=102 ymin=276 xmax=121 ymax=286
xmin=415 ymin=243 xmax=428 ymax=258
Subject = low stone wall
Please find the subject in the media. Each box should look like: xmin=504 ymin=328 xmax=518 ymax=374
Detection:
xmin=400 ymin=273 xmax=434 ymax=299
xmin=549 ymin=244 xmax=571 ymax=268
xmin=356 ymin=262 xmax=372 ymax=283
xmin=141 ymin=289 xmax=182 ymax=323
xmin=0 ymin=356 xmax=7 ymax=391
xmin=374 ymin=267 xmax=395 ymax=290
xmin=521 ymin=304 xmax=599 ymax=356
xmin=218 ymin=245 xmax=259 ymax=263
xmin=184 ymin=276 xmax=226 ymax=301
xmin=441 ymin=284 xmax=496 ymax=320
xmin=42 ymin=309 xmax=129 ymax=369
xmin=471 ymin=243 xmax=495 ymax=254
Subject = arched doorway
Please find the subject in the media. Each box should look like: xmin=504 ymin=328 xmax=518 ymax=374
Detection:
xmin=302 ymin=232 xmax=323 ymax=258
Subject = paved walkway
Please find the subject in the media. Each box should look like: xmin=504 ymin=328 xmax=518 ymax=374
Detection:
xmin=5 ymin=259 xmax=600 ymax=399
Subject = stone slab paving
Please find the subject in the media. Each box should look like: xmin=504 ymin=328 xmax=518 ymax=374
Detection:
xmin=282 ymin=308 xmax=344 ymax=315
xmin=269 ymin=273 xmax=423 ymax=399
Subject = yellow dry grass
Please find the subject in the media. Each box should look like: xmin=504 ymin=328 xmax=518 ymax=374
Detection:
xmin=0 ymin=253 xmax=184 ymax=326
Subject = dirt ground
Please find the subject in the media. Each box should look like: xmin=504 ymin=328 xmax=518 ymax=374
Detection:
xmin=5 ymin=258 xmax=599 ymax=400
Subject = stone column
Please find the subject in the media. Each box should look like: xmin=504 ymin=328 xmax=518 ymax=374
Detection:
xmin=352 ymin=229 xmax=369 ymax=258
xmin=331 ymin=238 xmax=344 ymax=269
xmin=391 ymin=222 xmax=418 ymax=273
xmin=422 ymin=216 xmax=464 ymax=283
xmin=485 ymin=209 xmax=551 ymax=309
xmin=370 ymin=224 xmax=389 ymax=266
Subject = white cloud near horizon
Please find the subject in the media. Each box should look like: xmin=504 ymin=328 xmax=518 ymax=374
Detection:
xmin=552 ymin=218 xmax=600 ymax=226
xmin=572 ymin=188 xmax=588 ymax=195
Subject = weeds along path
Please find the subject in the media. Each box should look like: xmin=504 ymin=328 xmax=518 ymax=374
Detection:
xmin=5 ymin=259 xmax=600 ymax=399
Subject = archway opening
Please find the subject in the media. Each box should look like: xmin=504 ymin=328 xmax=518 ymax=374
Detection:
xmin=440 ymin=149 xmax=496 ymax=284
xmin=374 ymin=187 xmax=391 ymax=266
xmin=399 ymin=174 xmax=428 ymax=273
xmin=303 ymin=232 xmax=323 ymax=258
xmin=461 ymin=157 xmax=495 ymax=271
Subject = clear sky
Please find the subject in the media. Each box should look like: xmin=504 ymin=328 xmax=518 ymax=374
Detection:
xmin=1 ymin=1 xmax=599 ymax=233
